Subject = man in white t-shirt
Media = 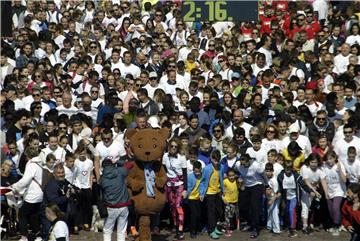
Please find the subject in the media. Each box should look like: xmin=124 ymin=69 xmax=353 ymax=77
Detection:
xmin=333 ymin=124 xmax=360 ymax=162
xmin=94 ymin=129 xmax=126 ymax=181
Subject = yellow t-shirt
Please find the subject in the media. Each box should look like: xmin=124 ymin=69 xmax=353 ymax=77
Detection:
xmin=207 ymin=169 xmax=220 ymax=195
xmin=189 ymin=178 xmax=201 ymax=200
xmin=223 ymin=178 xmax=239 ymax=203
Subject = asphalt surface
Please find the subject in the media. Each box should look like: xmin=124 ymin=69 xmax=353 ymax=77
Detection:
xmin=67 ymin=229 xmax=351 ymax=241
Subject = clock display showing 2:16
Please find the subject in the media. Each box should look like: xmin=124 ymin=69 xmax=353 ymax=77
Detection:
xmin=183 ymin=0 xmax=233 ymax=22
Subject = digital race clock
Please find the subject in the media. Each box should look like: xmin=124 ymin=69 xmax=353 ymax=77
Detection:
xmin=181 ymin=0 xmax=258 ymax=22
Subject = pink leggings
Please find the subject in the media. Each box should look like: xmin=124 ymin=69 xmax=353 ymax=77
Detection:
xmin=165 ymin=184 xmax=184 ymax=228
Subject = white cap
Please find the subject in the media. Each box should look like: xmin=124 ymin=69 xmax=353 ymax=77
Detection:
xmin=288 ymin=124 xmax=300 ymax=133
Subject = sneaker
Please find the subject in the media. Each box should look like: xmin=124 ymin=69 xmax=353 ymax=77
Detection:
xmin=225 ymin=231 xmax=232 ymax=237
xmin=176 ymin=232 xmax=185 ymax=240
xmin=339 ymin=225 xmax=347 ymax=232
xmin=250 ymin=230 xmax=258 ymax=239
xmin=332 ymin=228 xmax=340 ymax=236
xmin=210 ymin=231 xmax=220 ymax=239
xmin=241 ymin=225 xmax=251 ymax=231
xmin=214 ymin=228 xmax=222 ymax=235
xmin=302 ymin=227 xmax=311 ymax=235
xmin=34 ymin=237 xmax=42 ymax=241
xmin=153 ymin=227 xmax=160 ymax=236
xmin=327 ymin=228 xmax=334 ymax=233
xmin=18 ymin=237 xmax=28 ymax=241
xmin=289 ymin=230 xmax=298 ymax=238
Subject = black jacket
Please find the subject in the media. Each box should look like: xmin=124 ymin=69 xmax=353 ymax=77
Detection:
xmin=44 ymin=178 xmax=71 ymax=212
xmin=308 ymin=118 xmax=335 ymax=146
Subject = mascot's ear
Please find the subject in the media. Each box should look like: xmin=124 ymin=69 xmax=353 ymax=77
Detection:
xmin=125 ymin=128 xmax=138 ymax=140
xmin=158 ymin=128 xmax=169 ymax=141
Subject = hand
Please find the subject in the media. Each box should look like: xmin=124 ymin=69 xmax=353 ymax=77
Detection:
xmin=310 ymin=192 xmax=316 ymax=197
xmin=268 ymin=199 xmax=274 ymax=206
xmin=325 ymin=193 xmax=330 ymax=200
xmin=66 ymin=190 xmax=71 ymax=198
xmin=182 ymin=190 xmax=187 ymax=198
xmin=200 ymin=196 xmax=204 ymax=202
xmin=353 ymin=201 xmax=360 ymax=211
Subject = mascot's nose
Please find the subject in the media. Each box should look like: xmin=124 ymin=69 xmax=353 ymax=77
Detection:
xmin=145 ymin=151 xmax=150 ymax=155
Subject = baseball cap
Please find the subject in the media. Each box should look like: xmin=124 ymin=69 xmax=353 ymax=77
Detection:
xmin=231 ymin=72 xmax=241 ymax=79
xmin=288 ymin=124 xmax=300 ymax=133
xmin=149 ymin=72 xmax=158 ymax=78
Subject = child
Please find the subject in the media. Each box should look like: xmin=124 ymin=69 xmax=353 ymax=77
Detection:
xmin=221 ymin=143 xmax=240 ymax=175
xmin=343 ymin=146 xmax=360 ymax=184
xmin=187 ymin=147 xmax=205 ymax=175
xmin=277 ymin=161 xmax=306 ymax=237
xmin=74 ymin=143 xmax=94 ymax=232
xmin=64 ymin=152 xmax=77 ymax=184
xmin=264 ymin=163 xmax=281 ymax=234
xmin=199 ymin=150 xmax=224 ymax=239
xmin=341 ymin=183 xmax=360 ymax=240
xmin=267 ymin=149 xmax=283 ymax=177
xmin=300 ymin=153 xmax=328 ymax=234
xmin=322 ymin=151 xmax=346 ymax=236
xmin=222 ymin=168 xmax=240 ymax=236
xmin=187 ymin=161 xmax=203 ymax=238
xmin=42 ymin=153 xmax=56 ymax=189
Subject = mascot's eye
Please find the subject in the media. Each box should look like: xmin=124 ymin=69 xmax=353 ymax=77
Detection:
xmin=138 ymin=144 xmax=143 ymax=148
xmin=153 ymin=144 xmax=157 ymax=148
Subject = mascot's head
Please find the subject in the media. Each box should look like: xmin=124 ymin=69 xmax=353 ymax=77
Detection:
xmin=126 ymin=128 xmax=168 ymax=161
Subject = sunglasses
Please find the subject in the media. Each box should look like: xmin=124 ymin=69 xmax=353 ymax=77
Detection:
xmin=32 ymin=93 xmax=41 ymax=97
xmin=317 ymin=117 xmax=326 ymax=120
xmin=35 ymin=106 xmax=42 ymax=109
xmin=168 ymin=65 xmax=176 ymax=68
xmin=135 ymin=84 xmax=141 ymax=87
xmin=209 ymin=44 xmax=215 ymax=47
xmin=156 ymin=14 xmax=162 ymax=17
xmin=150 ymin=77 xmax=157 ymax=80
xmin=266 ymin=130 xmax=275 ymax=133
xmin=214 ymin=129 xmax=222 ymax=133
xmin=59 ymin=127 xmax=67 ymax=130
xmin=171 ymin=145 xmax=178 ymax=148
xmin=91 ymin=90 xmax=99 ymax=93
xmin=297 ymin=18 xmax=305 ymax=21
xmin=344 ymin=131 xmax=353 ymax=134
xmin=90 ymin=46 xmax=97 ymax=49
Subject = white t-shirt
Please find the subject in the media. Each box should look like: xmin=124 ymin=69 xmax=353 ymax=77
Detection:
xmin=39 ymin=146 xmax=66 ymax=164
xmin=162 ymin=153 xmax=187 ymax=186
xmin=237 ymin=161 xmax=265 ymax=187
xmin=342 ymin=159 xmax=360 ymax=184
xmin=95 ymin=140 xmax=126 ymax=168
xmin=322 ymin=163 xmax=346 ymax=199
xmin=267 ymin=176 xmax=279 ymax=194
xmin=333 ymin=137 xmax=360 ymax=163
xmin=261 ymin=138 xmax=281 ymax=153
xmin=300 ymin=165 xmax=326 ymax=186
xmin=64 ymin=165 xmax=78 ymax=185
xmin=186 ymin=159 xmax=205 ymax=175
xmin=246 ymin=147 xmax=267 ymax=167
xmin=74 ymin=158 xmax=94 ymax=189
xmin=49 ymin=220 xmax=69 ymax=241
xmin=282 ymin=174 xmax=297 ymax=200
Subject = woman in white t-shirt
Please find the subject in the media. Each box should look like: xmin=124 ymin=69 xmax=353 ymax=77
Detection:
xmin=300 ymin=153 xmax=328 ymax=234
xmin=322 ymin=151 xmax=346 ymax=236
xmin=162 ymin=138 xmax=187 ymax=240
xmin=74 ymin=143 xmax=94 ymax=232
xmin=45 ymin=203 xmax=69 ymax=241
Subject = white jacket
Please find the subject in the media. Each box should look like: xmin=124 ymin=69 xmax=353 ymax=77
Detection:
xmin=12 ymin=156 xmax=43 ymax=203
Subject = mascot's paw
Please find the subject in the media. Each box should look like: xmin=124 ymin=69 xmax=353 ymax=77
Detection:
xmin=155 ymin=179 xmax=166 ymax=190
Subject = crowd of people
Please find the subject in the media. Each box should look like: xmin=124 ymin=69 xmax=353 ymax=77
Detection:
xmin=1 ymin=0 xmax=360 ymax=241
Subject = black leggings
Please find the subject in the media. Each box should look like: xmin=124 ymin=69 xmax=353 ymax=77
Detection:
xmin=75 ymin=188 xmax=92 ymax=226
xmin=188 ymin=199 xmax=201 ymax=234
xmin=19 ymin=201 xmax=41 ymax=237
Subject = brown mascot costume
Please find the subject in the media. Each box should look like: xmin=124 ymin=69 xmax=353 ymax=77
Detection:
xmin=126 ymin=128 xmax=168 ymax=241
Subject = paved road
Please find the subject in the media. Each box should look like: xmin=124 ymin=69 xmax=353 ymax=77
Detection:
xmin=68 ymin=229 xmax=351 ymax=241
